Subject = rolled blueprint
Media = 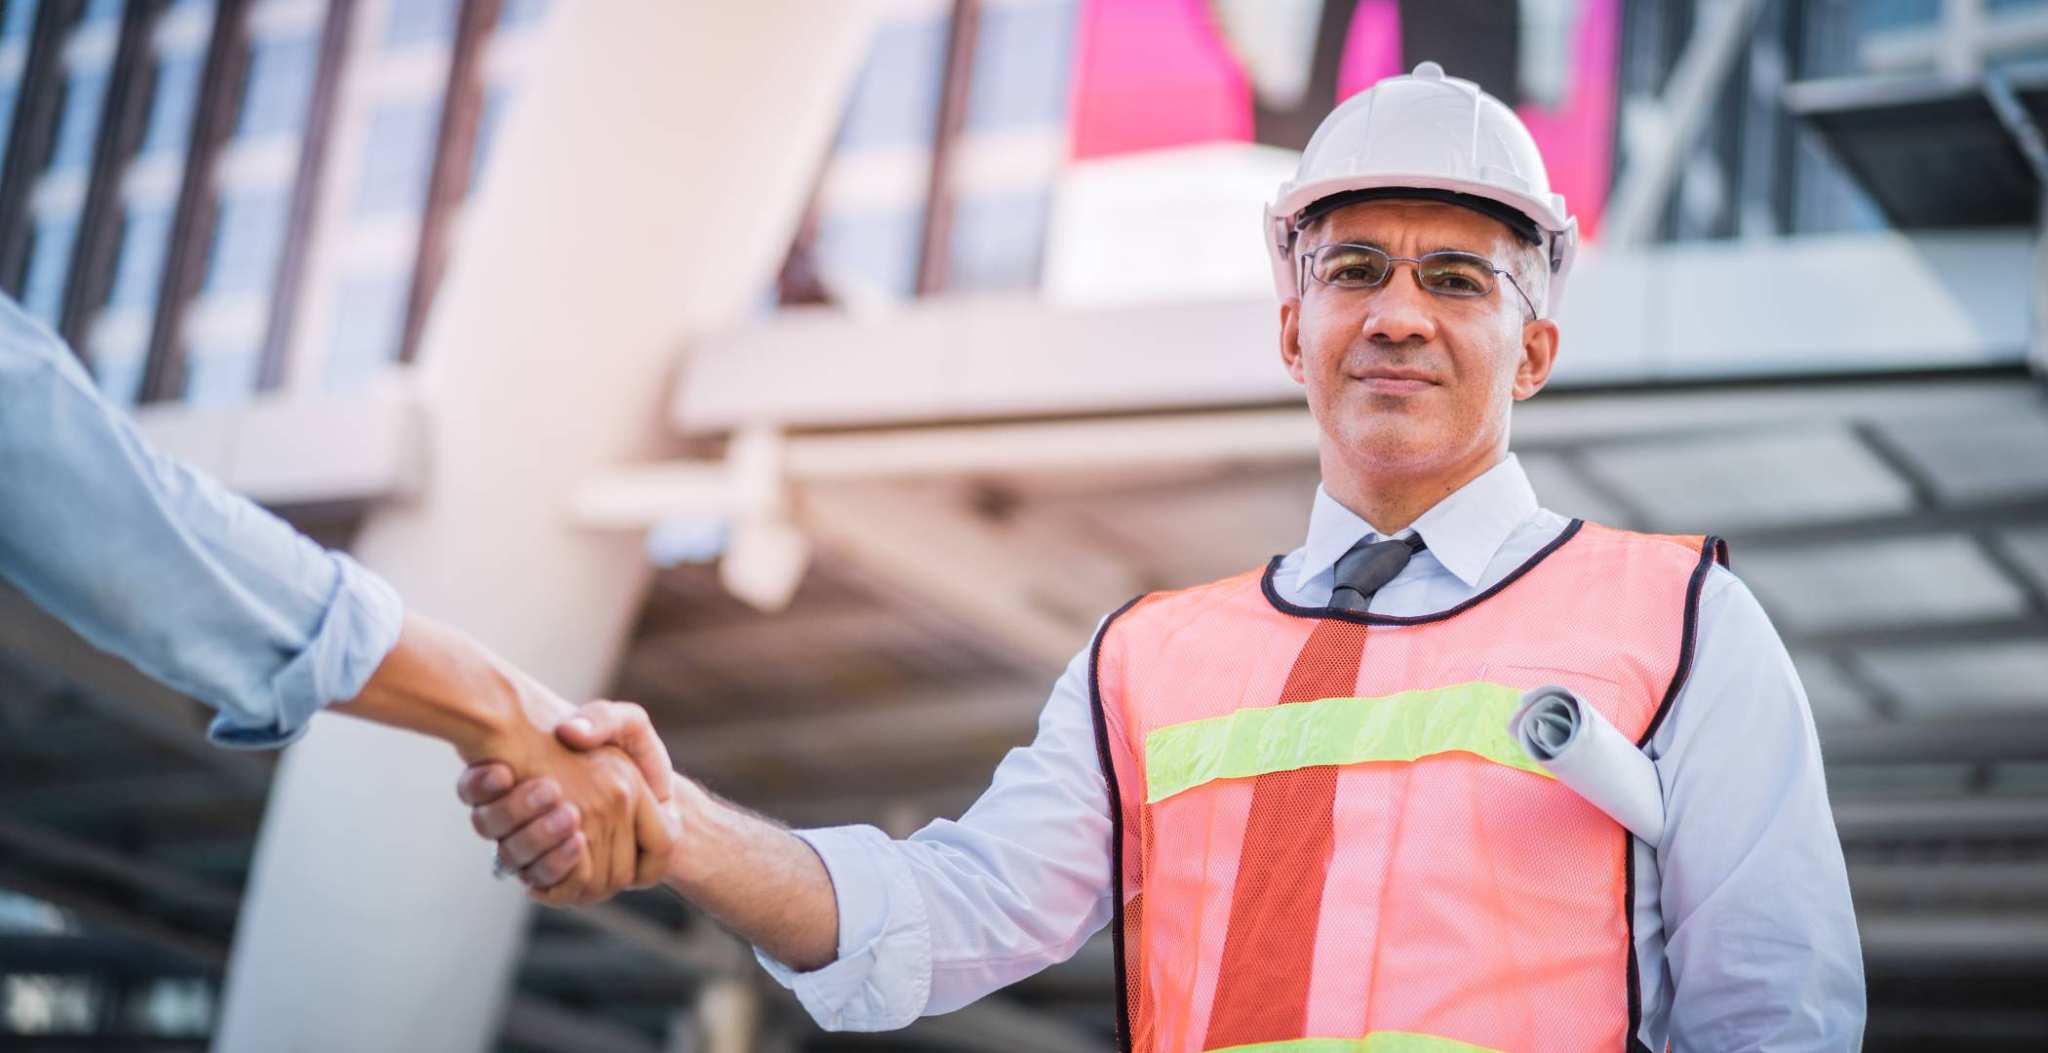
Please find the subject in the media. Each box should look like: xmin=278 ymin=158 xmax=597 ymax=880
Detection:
xmin=1508 ymin=685 xmax=1665 ymax=845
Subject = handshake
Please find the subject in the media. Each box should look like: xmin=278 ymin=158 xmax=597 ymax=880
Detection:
xmin=455 ymin=690 xmax=684 ymax=906
xmin=346 ymin=615 xmax=839 ymax=967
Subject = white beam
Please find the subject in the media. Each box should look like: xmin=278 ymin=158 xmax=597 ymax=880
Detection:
xmin=668 ymin=230 xmax=2035 ymax=434
xmin=582 ymin=376 xmax=2039 ymax=529
xmin=130 ymin=371 xmax=428 ymax=506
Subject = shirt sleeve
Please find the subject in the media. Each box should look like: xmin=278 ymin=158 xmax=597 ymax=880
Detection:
xmin=755 ymin=631 xmax=1115 ymax=1031
xmin=1655 ymin=566 xmax=1867 ymax=1050
xmin=0 ymin=297 xmax=405 ymax=749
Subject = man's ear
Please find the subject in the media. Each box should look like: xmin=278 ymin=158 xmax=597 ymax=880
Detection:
xmin=1512 ymin=317 xmax=1559 ymax=401
xmin=1279 ymin=298 xmax=1307 ymax=386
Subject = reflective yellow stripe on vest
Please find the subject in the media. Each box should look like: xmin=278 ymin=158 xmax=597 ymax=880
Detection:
xmin=1206 ymin=1032 xmax=1507 ymax=1053
xmin=1144 ymin=681 xmax=1552 ymax=804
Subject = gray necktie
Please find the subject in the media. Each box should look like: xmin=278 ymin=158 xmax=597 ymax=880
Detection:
xmin=1328 ymin=534 xmax=1427 ymax=612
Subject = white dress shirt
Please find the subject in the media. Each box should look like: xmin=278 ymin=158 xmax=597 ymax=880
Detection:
xmin=757 ymin=455 xmax=1866 ymax=1050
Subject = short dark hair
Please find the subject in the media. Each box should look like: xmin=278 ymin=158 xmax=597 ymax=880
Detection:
xmin=1295 ymin=187 xmax=1542 ymax=247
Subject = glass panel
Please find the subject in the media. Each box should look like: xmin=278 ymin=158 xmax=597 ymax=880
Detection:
xmin=384 ymin=0 xmax=461 ymax=48
xmin=20 ymin=215 xmax=80 ymax=322
xmin=141 ymin=50 xmax=205 ymax=154
xmin=234 ymin=32 xmax=320 ymax=138
xmin=320 ymin=271 xmax=408 ymax=391
xmin=352 ymin=98 xmax=438 ymax=218
xmin=201 ymin=191 xmax=291 ymax=297
xmin=106 ymin=208 xmax=174 ymax=309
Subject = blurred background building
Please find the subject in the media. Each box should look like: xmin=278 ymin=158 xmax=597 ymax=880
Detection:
xmin=1 ymin=0 xmax=2045 ymax=1049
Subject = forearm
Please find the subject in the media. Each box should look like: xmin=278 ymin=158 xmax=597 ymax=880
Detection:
xmin=2 ymin=303 xmax=403 ymax=744
xmin=334 ymin=612 xmax=569 ymax=761
xmin=663 ymin=776 xmax=839 ymax=971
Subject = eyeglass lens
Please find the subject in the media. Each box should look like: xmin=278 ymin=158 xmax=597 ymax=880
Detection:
xmin=1306 ymin=244 xmax=1496 ymax=297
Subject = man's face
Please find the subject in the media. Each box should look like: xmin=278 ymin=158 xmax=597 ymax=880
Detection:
xmin=1279 ymin=199 xmax=1559 ymax=479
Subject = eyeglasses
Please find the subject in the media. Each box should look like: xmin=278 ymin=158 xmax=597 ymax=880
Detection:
xmin=1299 ymin=242 xmax=1537 ymax=319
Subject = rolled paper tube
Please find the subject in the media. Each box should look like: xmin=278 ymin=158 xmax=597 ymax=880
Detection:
xmin=1508 ymin=685 xmax=1666 ymax=845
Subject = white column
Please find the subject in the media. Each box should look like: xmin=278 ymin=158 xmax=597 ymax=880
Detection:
xmin=211 ymin=3 xmax=878 ymax=1050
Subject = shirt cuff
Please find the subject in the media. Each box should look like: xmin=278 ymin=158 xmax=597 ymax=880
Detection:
xmin=207 ymin=553 xmax=405 ymax=749
xmin=752 ymin=824 xmax=932 ymax=1031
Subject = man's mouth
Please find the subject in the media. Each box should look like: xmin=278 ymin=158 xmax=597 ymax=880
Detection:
xmin=1351 ymin=368 xmax=1437 ymax=394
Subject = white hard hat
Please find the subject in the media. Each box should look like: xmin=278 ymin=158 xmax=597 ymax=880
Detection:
xmin=1266 ymin=61 xmax=1579 ymax=316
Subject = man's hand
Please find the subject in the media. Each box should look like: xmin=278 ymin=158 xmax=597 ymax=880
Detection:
xmin=462 ymin=699 xmax=680 ymax=905
xmin=463 ymin=698 xmax=842 ymax=969
xmin=333 ymin=613 xmax=681 ymax=903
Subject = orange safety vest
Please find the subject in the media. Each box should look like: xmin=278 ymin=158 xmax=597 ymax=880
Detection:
xmin=1089 ymin=519 xmax=1729 ymax=1053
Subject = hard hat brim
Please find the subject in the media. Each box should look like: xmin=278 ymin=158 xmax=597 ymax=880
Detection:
xmin=1265 ymin=172 xmax=1579 ymax=315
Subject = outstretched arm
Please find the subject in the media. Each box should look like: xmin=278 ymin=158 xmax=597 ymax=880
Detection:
xmin=0 ymin=296 xmax=675 ymax=899
xmin=461 ymin=637 xmax=1118 ymax=1033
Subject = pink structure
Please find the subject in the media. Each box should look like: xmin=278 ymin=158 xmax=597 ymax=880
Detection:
xmin=1067 ymin=0 xmax=1621 ymax=240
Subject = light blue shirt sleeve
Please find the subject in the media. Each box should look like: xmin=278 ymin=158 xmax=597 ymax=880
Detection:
xmin=755 ymin=633 xmax=1113 ymax=1031
xmin=0 ymin=296 xmax=405 ymax=748
xmin=1653 ymin=568 xmax=1866 ymax=1050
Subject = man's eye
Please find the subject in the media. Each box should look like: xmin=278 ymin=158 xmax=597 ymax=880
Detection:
xmin=1424 ymin=269 xmax=1485 ymax=293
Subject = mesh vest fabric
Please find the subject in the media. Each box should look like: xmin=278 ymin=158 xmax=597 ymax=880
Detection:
xmin=1088 ymin=520 xmax=1728 ymax=1053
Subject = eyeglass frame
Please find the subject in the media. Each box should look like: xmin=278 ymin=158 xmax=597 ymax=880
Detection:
xmin=1296 ymin=241 xmax=1539 ymax=320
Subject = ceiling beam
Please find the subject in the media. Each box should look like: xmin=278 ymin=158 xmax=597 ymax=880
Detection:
xmin=1850 ymin=859 xmax=2048 ymax=909
xmin=1861 ymin=912 xmax=2048 ymax=971
xmin=668 ymin=683 xmax=1043 ymax=770
xmin=0 ymin=933 xmax=214 ymax=980
xmin=559 ymin=902 xmax=744 ymax=979
xmin=799 ymin=486 xmax=1102 ymax=673
xmin=1833 ymin=795 xmax=2048 ymax=842
xmin=0 ymin=866 xmax=226 ymax=970
xmin=499 ymin=993 xmax=663 ymax=1053
xmin=1796 ymin=613 xmax=2048 ymax=652
xmin=899 ymin=992 xmax=1115 ymax=1053
xmin=0 ymin=816 xmax=241 ymax=918
xmin=1820 ymin=717 xmax=2048 ymax=766
xmin=0 ymin=585 xmax=269 ymax=792
xmin=0 ymin=770 xmax=260 ymax=823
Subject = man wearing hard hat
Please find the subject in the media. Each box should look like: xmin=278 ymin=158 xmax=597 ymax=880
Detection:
xmin=462 ymin=63 xmax=1865 ymax=1050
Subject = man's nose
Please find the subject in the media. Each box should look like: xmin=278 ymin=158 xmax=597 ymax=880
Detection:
xmin=1360 ymin=271 xmax=1439 ymax=345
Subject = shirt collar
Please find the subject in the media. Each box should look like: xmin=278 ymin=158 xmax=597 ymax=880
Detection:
xmin=1296 ymin=454 xmax=1541 ymax=593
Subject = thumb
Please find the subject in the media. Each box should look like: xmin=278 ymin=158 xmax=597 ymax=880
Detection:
xmin=556 ymin=700 xmax=674 ymax=803
xmin=631 ymin=795 xmax=683 ymax=887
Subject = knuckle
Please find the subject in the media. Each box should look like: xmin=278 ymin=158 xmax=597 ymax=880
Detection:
xmin=507 ymin=831 xmax=543 ymax=865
